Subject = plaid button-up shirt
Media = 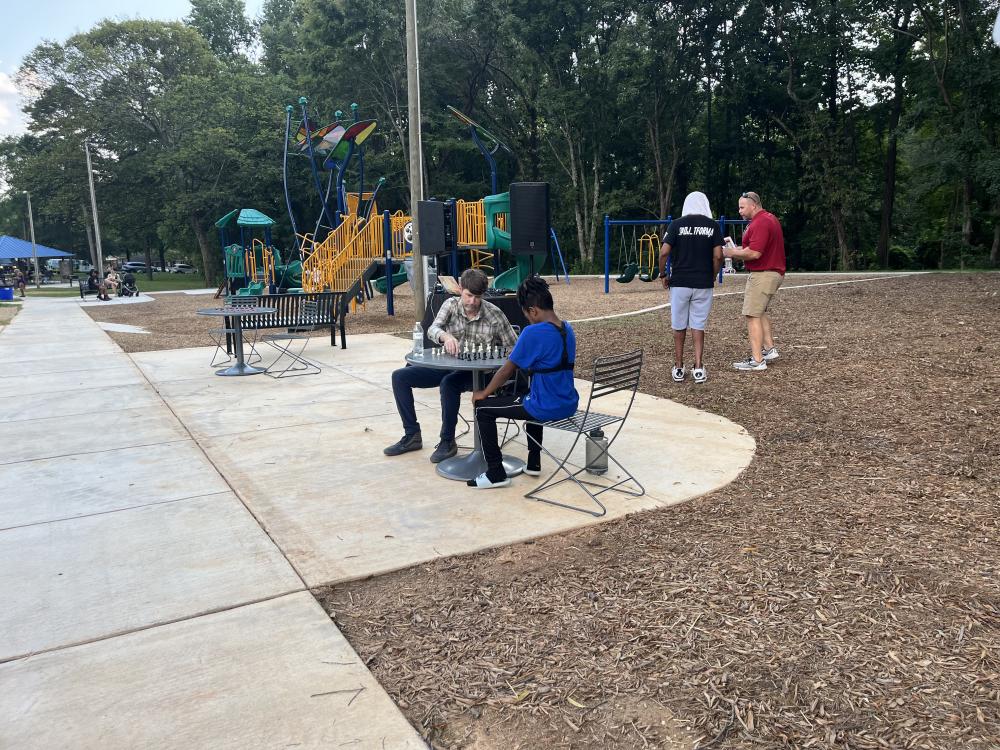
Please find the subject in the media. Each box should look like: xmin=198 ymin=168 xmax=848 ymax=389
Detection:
xmin=427 ymin=297 xmax=518 ymax=350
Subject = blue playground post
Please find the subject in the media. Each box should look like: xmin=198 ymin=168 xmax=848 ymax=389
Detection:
xmin=603 ymin=214 xmax=610 ymax=294
xmin=383 ymin=210 xmax=394 ymax=316
xmin=281 ymin=105 xmax=302 ymax=258
xmin=470 ymin=127 xmax=499 ymax=195
xmin=298 ymin=97 xmax=337 ymax=233
xmin=550 ymin=228 xmax=570 ymax=284
xmin=717 ymin=215 xmax=726 ymax=285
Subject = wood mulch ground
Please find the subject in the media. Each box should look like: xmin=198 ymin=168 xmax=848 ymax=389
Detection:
xmin=308 ymin=273 xmax=1000 ymax=749
xmin=83 ymin=274 xmax=883 ymax=353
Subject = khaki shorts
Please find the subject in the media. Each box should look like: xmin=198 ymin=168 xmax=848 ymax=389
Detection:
xmin=742 ymin=271 xmax=783 ymax=317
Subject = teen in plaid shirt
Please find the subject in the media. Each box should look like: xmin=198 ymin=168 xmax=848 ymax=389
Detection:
xmin=384 ymin=268 xmax=517 ymax=463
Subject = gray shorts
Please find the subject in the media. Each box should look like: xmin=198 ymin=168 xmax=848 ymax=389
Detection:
xmin=670 ymin=287 xmax=713 ymax=330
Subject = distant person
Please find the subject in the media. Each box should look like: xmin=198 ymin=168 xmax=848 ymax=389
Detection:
xmin=469 ymin=276 xmax=579 ymax=489
xmin=87 ymin=269 xmax=111 ymax=301
xmin=384 ymin=268 xmax=518 ymax=463
xmin=13 ymin=268 xmax=26 ymax=298
xmin=724 ymin=191 xmax=786 ymax=371
xmin=104 ymin=266 xmax=121 ymax=295
xmin=660 ymin=191 xmax=723 ymax=384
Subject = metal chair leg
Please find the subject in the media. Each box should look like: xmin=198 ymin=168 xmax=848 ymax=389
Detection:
xmin=523 ymin=428 xmax=645 ymax=517
xmin=263 ymin=336 xmax=320 ymax=378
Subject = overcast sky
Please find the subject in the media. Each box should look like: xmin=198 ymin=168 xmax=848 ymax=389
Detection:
xmin=1 ymin=0 xmax=265 ymax=138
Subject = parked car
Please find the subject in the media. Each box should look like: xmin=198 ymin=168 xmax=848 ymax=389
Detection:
xmin=121 ymin=261 xmax=149 ymax=273
xmin=168 ymin=263 xmax=197 ymax=274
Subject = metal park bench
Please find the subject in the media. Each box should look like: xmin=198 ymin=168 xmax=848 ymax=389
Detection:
xmin=225 ymin=291 xmax=347 ymax=353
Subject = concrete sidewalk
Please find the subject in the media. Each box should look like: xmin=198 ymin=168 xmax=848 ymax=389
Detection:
xmin=1 ymin=297 xmax=754 ymax=749
xmin=0 ymin=299 xmax=426 ymax=749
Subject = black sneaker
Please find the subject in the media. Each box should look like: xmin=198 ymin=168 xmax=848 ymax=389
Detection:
xmin=383 ymin=432 xmax=422 ymax=456
xmin=524 ymin=454 xmax=541 ymax=476
xmin=429 ymin=439 xmax=457 ymax=463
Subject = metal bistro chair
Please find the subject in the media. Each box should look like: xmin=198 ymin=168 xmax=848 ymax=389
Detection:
xmin=525 ymin=349 xmax=645 ymax=517
xmin=262 ymin=298 xmax=324 ymax=378
xmin=209 ymin=295 xmax=262 ymax=368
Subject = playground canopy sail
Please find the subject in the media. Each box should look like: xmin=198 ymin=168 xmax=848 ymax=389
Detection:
xmin=214 ymin=209 xmax=276 ymax=229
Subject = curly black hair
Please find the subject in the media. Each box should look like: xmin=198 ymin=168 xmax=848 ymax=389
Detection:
xmin=516 ymin=275 xmax=554 ymax=311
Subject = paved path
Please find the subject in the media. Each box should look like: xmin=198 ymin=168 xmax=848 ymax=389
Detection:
xmin=0 ymin=299 xmax=426 ymax=749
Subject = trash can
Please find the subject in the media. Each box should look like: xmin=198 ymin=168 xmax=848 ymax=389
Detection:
xmin=0 ymin=287 xmax=14 ymax=301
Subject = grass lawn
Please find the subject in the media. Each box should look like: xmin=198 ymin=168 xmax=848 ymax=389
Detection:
xmin=27 ymin=272 xmax=211 ymax=297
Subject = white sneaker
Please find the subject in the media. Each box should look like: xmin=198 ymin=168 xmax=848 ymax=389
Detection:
xmin=692 ymin=366 xmax=707 ymax=384
xmin=467 ymin=472 xmax=511 ymax=489
xmin=672 ymin=366 xmax=686 ymax=382
xmin=733 ymin=357 xmax=767 ymax=372
xmin=762 ymin=347 xmax=780 ymax=362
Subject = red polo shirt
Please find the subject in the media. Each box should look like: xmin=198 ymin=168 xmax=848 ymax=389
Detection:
xmin=742 ymin=210 xmax=786 ymax=275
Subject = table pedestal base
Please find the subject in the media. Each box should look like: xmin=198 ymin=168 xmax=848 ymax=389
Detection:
xmin=437 ymin=451 xmax=526 ymax=482
xmin=215 ymin=362 xmax=265 ymax=377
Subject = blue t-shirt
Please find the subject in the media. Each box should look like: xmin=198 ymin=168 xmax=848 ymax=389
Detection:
xmin=509 ymin=321 xmax=579 ymax=421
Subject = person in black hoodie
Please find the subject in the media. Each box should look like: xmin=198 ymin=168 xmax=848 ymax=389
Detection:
xmin=660 ymin=191 xmax=723 ymax=384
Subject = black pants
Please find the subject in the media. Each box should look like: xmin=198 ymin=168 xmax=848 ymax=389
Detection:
xmin=475 ymin=395 xmax=543 ymax=476
xmin=390 ymin=365 xmax=475 ymax=441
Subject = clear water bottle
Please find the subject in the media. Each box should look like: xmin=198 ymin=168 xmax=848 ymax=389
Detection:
xmin=585 ymin=428 xmax=609 ymax=475
xmin=412 ymin=322 xmax=424 ymax=356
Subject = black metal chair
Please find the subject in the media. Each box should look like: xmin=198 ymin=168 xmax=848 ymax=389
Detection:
xmin=262 ymin=299 xmax=323 ymax=378
xmin=524 ymin=349 xmax=645 ymax=517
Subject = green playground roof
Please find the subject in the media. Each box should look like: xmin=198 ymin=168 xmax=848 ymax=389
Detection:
xmin=214 ymin=208 xmax=276 ymax=229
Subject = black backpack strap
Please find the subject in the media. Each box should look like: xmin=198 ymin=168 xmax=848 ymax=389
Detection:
xmin=524 ymin=322 xmax=575 ymax=375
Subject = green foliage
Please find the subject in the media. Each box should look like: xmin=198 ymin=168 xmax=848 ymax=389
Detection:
xmin=2 ymin=0 xmax=998 ymax=276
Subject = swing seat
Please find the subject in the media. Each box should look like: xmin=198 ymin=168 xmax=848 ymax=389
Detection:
xmin=615 ymin=262 xmax=638 ymax=283
xmin=639 ymin=266 xmax=659 ymax=282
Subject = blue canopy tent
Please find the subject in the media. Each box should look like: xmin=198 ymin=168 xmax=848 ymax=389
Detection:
xmin=0 ymin=236 xmax=75 ymax=260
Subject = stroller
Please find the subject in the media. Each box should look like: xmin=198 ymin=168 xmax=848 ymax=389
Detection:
xmin=120 ymin=272 xmax=138 ymax=297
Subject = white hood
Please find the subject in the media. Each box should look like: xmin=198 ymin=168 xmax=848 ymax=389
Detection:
xmin=681 ymin=191 xmax=713 ymax=219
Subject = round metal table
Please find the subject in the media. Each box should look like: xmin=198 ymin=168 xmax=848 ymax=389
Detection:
xmin=405 ymin=348 xmax=526 ymax=481
xmin=197 ymin=306 xmax=275 ymax=376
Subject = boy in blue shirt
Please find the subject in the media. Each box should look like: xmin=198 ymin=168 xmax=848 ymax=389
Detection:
xmin=469 ymin=277 xmax=579 ymax=489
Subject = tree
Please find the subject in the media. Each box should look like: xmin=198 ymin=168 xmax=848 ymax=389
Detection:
xmin=186 ymin=0 xmax=255 ymax=59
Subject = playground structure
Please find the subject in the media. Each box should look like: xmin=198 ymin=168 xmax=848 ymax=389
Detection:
xmin=272 ymin=99 xmax=567 ymax=312
xmin=603 ymin=214 xmax=749 ymax=293
xmin=217 ymin=208 xmax=303 ymax=297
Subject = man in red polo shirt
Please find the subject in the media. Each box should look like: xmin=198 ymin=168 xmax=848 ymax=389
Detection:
xmin=723 ymin=191 xmax=786 ymax=371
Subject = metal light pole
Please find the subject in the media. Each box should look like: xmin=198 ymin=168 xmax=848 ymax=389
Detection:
xmin=405 ymin=0 xmax=426 ymax=320
xmin=24 ymin=192 xmax=40 ymax=289
xmin=84 ymin=141 xmax=105 ymax=276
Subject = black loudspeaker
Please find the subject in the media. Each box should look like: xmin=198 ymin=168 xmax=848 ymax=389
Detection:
xmin=416 ymin=200 xmax=446 ymax=256
xmin=509 ymin=182 xmax=550 ymax=256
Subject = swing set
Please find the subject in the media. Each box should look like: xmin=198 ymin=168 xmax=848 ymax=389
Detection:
xmin=614 ymin=228 xmax=662 ymax=283
xmin=603 ymin=214 xmax=749 ymax=293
